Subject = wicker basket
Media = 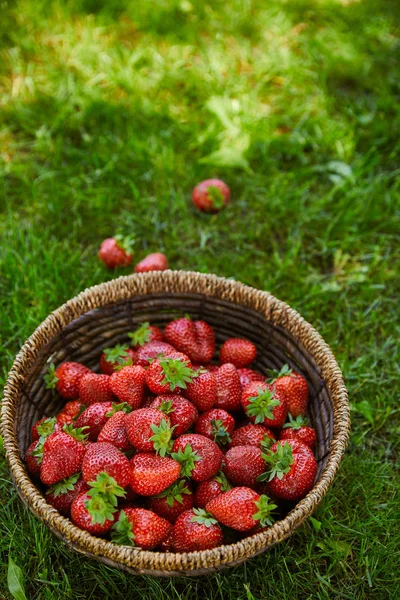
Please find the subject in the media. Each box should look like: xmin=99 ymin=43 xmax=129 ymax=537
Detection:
xmin=1 ymin=271 xmax=350 ymax=576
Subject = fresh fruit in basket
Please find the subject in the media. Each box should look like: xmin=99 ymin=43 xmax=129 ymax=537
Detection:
xmin=267 ymin=364 xmax=308 ymax=417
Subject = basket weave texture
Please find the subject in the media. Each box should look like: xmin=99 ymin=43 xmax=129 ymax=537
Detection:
xmin=1 ymin=271 xmax=350 ymax=576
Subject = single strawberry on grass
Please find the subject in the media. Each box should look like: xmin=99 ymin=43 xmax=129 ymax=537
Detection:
xmin=214 ymin=363 xmax=242 ymax=411
xmin=98 ymin=235 xmax=134 ymax=269
xmin=172 ymin=508 xmax=223 ymax=552
xmin=267 ymin=364 xmax=308 ymax=417
xmin=192 ymin=178 xmax=230 ymax=213
xmin=40 ymin=425 xmax=88 ymax=486
xmin=125 ymin=408 xmax=174 ymax=454
xmin=185 ymin=370 xmax=217 ymax=411
xmin=109 ymin=365 xmax=146 ymax=408
xmin=100 ymin=344 xmax=137 ymax=375
xmin=220 ymin=338 xmax=257 ymax=368
xmin=164 ymin=317 xmax=215 ymax=364
xmin=150 ymin=395 xmax=198 ymax=437
xmin=171 ymin=434 xmax=223 ymax=482
xmin=111 ymin=507 xmax=172 ymax=549
xmin=128 ymin=322 xmax=163 ymax=350
xmin=147 ymin=479 xmax=194 ymax=523
xmin=194 ymin=409 xmax=235 ymax=446
xmin=46 ymin=473 xmax=89 ymax=516
xmin=195 ymin=472 xmax=232 ymax=508
xmin=44 ymin=362 xmax=90 ymax=399
xmin=145 ymin=351 xmax=195 ymax=395
xmin=78 ymin=373 xmax=114 ymax=405
xmin=206 ymin=487 xmax=277 ymax=531
xmin=223 ymin=446 xmax=265 ymax=487
xmin=280 ymin=414 xmax=316 ymax=448
xmin=241 ymin=381 xmax=287 ymax=428
xmin=134 ymin=252 xmax=168 ymax=273
xmin=230 ymin=423 xmax=275 ymax=449
xmin=130 ymin=453 xmax=181 ymax=496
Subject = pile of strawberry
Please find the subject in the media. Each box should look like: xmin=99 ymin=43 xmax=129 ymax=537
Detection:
xmin=26 ymin=318 xmax=317 ymax=553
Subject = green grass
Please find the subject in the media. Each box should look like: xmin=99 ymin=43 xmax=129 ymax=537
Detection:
xmin=1 ymin=0 xmax=399 ymax=597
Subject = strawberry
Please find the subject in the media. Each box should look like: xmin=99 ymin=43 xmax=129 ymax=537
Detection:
xmin=220 ymin=338 xmax=257 ymax=368
xmin=145 ymin=351 xmax=195 ymax=395
xmin=82 ymin=442 xmax=131 ymax=488
xmin=280 ymin=414 xmax=316 ymax=448
xmin=241 ymin=382 xmax=287 ymax=428
xmin=111 ymin=507 xmax=172 ymax=549
xmin=135 ymin=341 xmax=176 ymax=367
xmin=40 ymin=425 xmax=88 ymax=486
xmin=173 ymin=508 xmax=223 ymax=551
xmin=75 ymin=402 xmax=114 ymax=441
xmin=164 ymin=318 xmax=215 ymax=364
xmin=230 ymin=423 xmax=275 ymax=449
xmin=147 ymin=479 xmax=194 ymax=523
xmin=267 ymin=365 xmax=308 ymax=417
xmin=46 ymin=473 xmax=89 ymax=516
xmin=98 ymin=235 xmax=134 ymax=269
xmin=125 ymin=408 xmax=173 ymax=454
xmin=195 ymin=472 xmax=232 ymax=508
xmin=134 ymin=252 xmax=168 ymax=273
xmin=56 ymin=412 xmax=75 ymax=428
xmin=25 ymin=440 xmax=42 ymax=476
xmin=97 ymin=410 xmax=132 ymax=451
xmin=44 ymin=362 xmax=90 ymax=399
xmin=78 ymin=373 xmax=114 ymax=405
xmin=194 ymin=409 xmax=235 ymax=446
xmin=259 ymin=439 xmax=317 ymax=501
xmin=223 ymin=446 xmax=265 ymax=487
xmin=100 ymin=345 xmax=137 ymax=375
xmin=206 ymin=487 xmax=277 ymax=531
xmin=31 ymin=416 xmax=57 ymax=442
xmin=171 ymin=434 xmax=223 ymax=482
xmin=192 ymin=178 xmax=230 ymax=213
xmin=62 ymin=400 xmax=86 ymax=418
xmin=185 ymin=370 xmax=217 ymax=411
xmin=128 ymin=322 xmax=163 ymax=349
xmin=150 ymin=395 xmax=198 ymax=437
xmin=71 ymin=491 xmax=118 ymax=534
xmin=130 ymin=453 xmax=181 ymax=496
xmin=214 ymin=363 xmax=242 ymax=411
xmin=237 ymin=368 xmax=265 ymax=389
xmin=109 ymin=365 xmax=146 ymax=408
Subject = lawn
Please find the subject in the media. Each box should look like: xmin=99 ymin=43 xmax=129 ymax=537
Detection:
xmin=0 ymin=0 xmax=399 ymax=597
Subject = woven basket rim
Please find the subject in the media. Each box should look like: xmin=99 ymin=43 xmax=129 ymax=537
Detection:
xmin=1 ymin=270 xmax=350 ymax=573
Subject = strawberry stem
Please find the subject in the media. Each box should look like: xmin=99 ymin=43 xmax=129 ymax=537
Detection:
xmin=114 ymin=233 xmax=135 ymax=256
xmin=149 ymin=419 xmax=175 ymax=457
xmin=171 ymin=444 xmax=200 ymax=478
xmin=214 ymin=471 xmax=232 ymax=492
xmin=63 ymin=423 xmax=89 ymax=442
xmin=46 ymin=473 xmax=81 ymax=497
xmin=87 ymin=472 xmax=126 ymax=508
xmin=44 ymin=363 xmax=58 ymax=389
xmin=207 ymin=186 xmax=225 ymax=209
xmin=211 ymin=419 xmax=231 ymax=445
xmin=246 ymin=387 xmax=281 ymax=424
xmin=159 ymin=357 xmax=195 ymax=391
xmin=106 ymin=402 xmax=132 ymax=417
xmin=111 ymin=510 xmax=135 ymax=546
xmin=37 ymin=417 xmax=57 ymax=438
xmin=282 ymin=413 xmax=309 ymax=429
xmin=85 ymin=494 xmax=117 ymax=526
xmin=154 ymin=479 xmax=191 ymax=507
xmin=258 ymin=441 xmax=294 ymax=482
xmin=103 ymin=344 xmax=131 ymax=365
xmin=190 ymin=507 xmax=218 ymax=527
xmin=128 ymin=322 xmax=151 ymax=347
xmin=267 ymin=363 xmax=293 ymax=383
xmin=253 ymin=494 xmax=277 ymax=527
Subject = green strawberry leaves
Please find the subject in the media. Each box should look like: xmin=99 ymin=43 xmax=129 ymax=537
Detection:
xmin=258 ymin=442 xmax=294 ymax=483
xmin=190 ymin=507 xmax=218 ymax=527
xmin=44 ymin=363 xmax=58 ymax=389
xmin=111 ymin=510 xmax=135 ymax=546
xmin=282 ymin=413 xmax=309 ymax=429
xmin=211 ymin=419 xmax=231 ymax=445
xmin=149 ymin=419 xmax=175 ymax=457
xmin=106 ymin=402 xmax=132 ymax=418
xmin=154 ymin=479 xmax=191 ymax=507
xmin=86 ymin=472 xmax=126 ymax=525
xmin=157 ymin=399 xmax=174 ymax=415
xmin=37 ymin=417 xmax=57 ymax=438
xmin=63 ymin=423 xmax=89 ymax=442
xmin=85 ymin=494 xmax=117 ymax=526
xmin=159 ymin=357 xmax=196 ymax=391
xmin=214 ymin=471 xmax=232 ymax=492
xmin=246 ymin=387 xmax=280 ymax=424
xmin=253 ymin=494 xmax=277 ymax=527
xmin=114 ymin=233 xmax=135 ymax=256
xmin=46 ymin=472 xmax=81 ymax=497
xmin=207 ymin=185 xmax=225 ymax=209
xmin=171 ymin=444 xmax=201 ymax=478
xmin=103 ymin=344 xmax=131 ymax=365
xmin=128 ymin=322 xmax=152 ymax=347
xmin=267 ymin=363 xmax=293 ymax=383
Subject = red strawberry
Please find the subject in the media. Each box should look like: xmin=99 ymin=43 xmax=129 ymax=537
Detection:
xmin=192 ymin=178 xmax=230 ymax=213
xmin=71 ymin=491 xmax=118 ymax=534
xmin=97 ymin=410 xmax=132 ymax=451
xmin=195 ymin=472 xmax=232 ymax=508
xmin=259 ymin=439 xmax=317 ymax=501
xmin=164 ymin=318 xmax=215 ymax=364
xmin=237 ymin=368 xmax=265 ymax=389
xmin=62 ymin=400 xmax=86 ymax=418
xmin=185 ymin=370 xmax=217 ymax=411
xmin=111 ymin=507 xmax=172 ymax=549
xmin=25 ymin=440 xmax=42 ymax=476
xmin=128 ymin=322 xmax=163 ymax=349
xmin=75 ymin=402 xmax=114 ymax=441
xmin=268 ymin=365 xmax=308 ymax=417
xmin=280 ymin=414 xmax=316 ymax=448
xmin=100 ymin=345 xmax=137 ymax=375
xmin=220 ymin=338 xmax=256 ymax=368
xmin=241 ymin=381 xmax=287 ymax=427
xmin=56 ymin=412 xmax=75 ymax=428
xmin=98 ymin=235 xmax=134 ymax=269
xmin=206 ymin=487 xmax=277 ymax=531
xmin=109 ymin=365 xmax=146 ymax=408
xmin=40 ymin=426 xmax=88 ymax=486
xmin=46 ymin=473 xmax=89 ymax=516
xmin=130 ymin=453 xmax=181 ymax=496
xmin=31 ymin=416 xmax=57 ymax=442
xmin=214 ymin=363 xmax=242 ymax=411
xmin=150 ymin=395 xmax=198 ymax=437
xmin=147 ymin=479 xmax=194 ymax=523
xmin=145 ymin=351 xmax=194 ymax=395
xmin=173 ymin=508 xmax=223 ymax=552
xmin=194 ymin=409 xmax=235 ymax=446
xmin=82 ymin=442 xmax=131 ymax=488
xmin=78 ymin=373 xmax=114 ymax=405
xmin=134 ymin=252 xmax=168 ymax=273
xmin=44 ymin=362 xmax=90 ymax=399
xmin=230 ymin=423 xmax=275 ymax=449
xmin=223 ymin=446 xmax=265 ymax=487
xmin=125 ymin=408 xmax=173 ymax=454
xmin=135 ymin=341 xmax=176 ymax=367
xmin=171 ymin=434 xmax=223 ymax=482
